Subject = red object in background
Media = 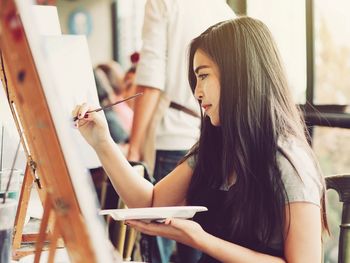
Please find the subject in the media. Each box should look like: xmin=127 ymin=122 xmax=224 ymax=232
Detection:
xmin=36 ymin=0 xmax=56 ymax=5
xmin=5 ymin=10 xmax=23 ymax=42
xmin=130 ymin=52 xmax=140 ymax=64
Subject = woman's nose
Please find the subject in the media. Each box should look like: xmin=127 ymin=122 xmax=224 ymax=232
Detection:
xmin=194 ymin=85 xmax=203 ymax=100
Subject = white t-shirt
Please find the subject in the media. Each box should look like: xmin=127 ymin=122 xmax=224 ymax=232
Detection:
xmin=135 ymin=0 xmax=235 ymax=150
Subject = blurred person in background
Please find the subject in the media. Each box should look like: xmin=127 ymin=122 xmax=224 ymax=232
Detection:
xmin=96 ymin=61 xmax=134 ymax=135
xmin=122 ymin=52 xmax=140 ymax=110
xmin=94 ymin=66 xmax=129 ymax=144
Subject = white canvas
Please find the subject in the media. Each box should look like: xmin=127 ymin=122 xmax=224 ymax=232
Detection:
xmin=41 ymin=34 xmax=101 ymax=169
xmin=32 ymin=5 xmax=62 ymax=36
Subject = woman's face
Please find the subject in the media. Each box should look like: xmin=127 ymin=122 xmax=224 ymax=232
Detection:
xmin=193 ymin=49 xmax=221 ymax=126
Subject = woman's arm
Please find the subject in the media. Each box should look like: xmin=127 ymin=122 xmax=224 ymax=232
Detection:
xmin=95 ymin=138 xmax=193 ymax=208
xmin=73 ymin=104 xmax=193 ymax=208
xmin=127 ymin=202 xmax=322 ymax=263
xmin=283 ymin=202 xmax=322 ymax=262
xmin=94 ymin=138 xmax=154 ymax=208
xmin=153 ymin=159 xmax=193 ymax=207
xmin=197 ymin=202 xmax=321 ymax=262
xmin=126 ymin=217 xmax=285 ymax=263
xmin=196 ymin=233 xmax=286 ymax=263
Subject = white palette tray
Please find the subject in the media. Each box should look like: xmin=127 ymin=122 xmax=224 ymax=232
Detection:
xmin=99 ymin=206 xmax=208 ymax=222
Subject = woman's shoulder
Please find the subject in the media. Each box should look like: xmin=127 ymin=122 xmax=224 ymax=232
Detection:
xmin=277 ymin=138 xmax=324 ymax=206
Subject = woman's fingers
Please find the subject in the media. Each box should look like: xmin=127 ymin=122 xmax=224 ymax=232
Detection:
xmin=71 ymin=105 xmax=81 ymax=119
xmin=125 ymin=219 xmax=188 ymax=244
xmin=164 ymin=218 xmax=172 ymax=225
xmin=72 ymin=103 xmax=95 ymax=128
xmin=125 ymin=220 xmax=157 ymax=236
xmin=76 ymin=103 xmax=90 ymax=120
xmin=72 ymin=103 xmax=92 ymax=120
xmin=126 ymin=220 xmax=166 ymax=232
xmin=126 ymin=219 xmax=181 ymax=235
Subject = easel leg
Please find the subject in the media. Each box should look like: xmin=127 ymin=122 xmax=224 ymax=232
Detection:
xmin=48 ymin=218 xmax=59 ymax=263
xmin=12 ymin=165 xmax=32 ymax=249
xmin=100 ymin=172 xmax=108 ymax=209
xmin=34 ymin=198 xmax=52 ymax=263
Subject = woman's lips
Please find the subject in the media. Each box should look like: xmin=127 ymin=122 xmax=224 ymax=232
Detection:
xmin=202 ymin=104 xmax=212 ymax=111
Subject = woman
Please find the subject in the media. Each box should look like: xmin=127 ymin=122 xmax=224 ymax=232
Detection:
xmin=73 ymin=17 xmax=327 ymax=262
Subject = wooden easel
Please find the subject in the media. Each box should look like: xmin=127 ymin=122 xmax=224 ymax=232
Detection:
xmin=1 ymin=53 xmax=56 ymax=259
xmin=0 ymin=1 xmax=112 ymax=262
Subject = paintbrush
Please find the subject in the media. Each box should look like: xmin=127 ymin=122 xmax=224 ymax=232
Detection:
xmin=73 ymin=92 xmax=143 ymax=122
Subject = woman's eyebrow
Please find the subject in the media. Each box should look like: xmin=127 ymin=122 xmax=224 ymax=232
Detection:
xmin=194 ymin=65 xmax=210 ymax=74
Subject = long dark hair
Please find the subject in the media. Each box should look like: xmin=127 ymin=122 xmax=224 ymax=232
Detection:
xmin=185 ymin=17 xmax=328 ymax=250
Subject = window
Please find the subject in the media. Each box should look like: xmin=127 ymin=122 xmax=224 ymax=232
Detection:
xmin=112 ymin=0 xmax=146 ymax=69
xmin=247 ymin=0 xmax=307 ymax=103
xmin=314 ymin=0 xmax=350 ymax=105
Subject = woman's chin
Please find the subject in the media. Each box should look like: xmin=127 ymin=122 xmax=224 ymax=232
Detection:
xmin=209 ymin=117 xmax=220 ymax=127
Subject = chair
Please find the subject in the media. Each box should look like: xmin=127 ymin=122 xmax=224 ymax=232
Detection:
xmin=325 ymin=174 xmax=350 ymax=263
xmin=106 ymin=162 xmax=149 ymax=261
xmin=107 ymin=200 xmax=138 ymax=261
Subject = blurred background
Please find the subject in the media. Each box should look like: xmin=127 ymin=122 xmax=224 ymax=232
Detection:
xmin=0 ymin=0 xmax=349 ymax=262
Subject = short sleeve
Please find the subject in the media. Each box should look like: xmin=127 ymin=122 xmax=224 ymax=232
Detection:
xmin=277 ymin=142 xmax=324 ymax=207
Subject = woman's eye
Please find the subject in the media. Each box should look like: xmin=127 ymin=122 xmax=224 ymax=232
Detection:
xmin=198 ymin=74 xmax=208 ymax=80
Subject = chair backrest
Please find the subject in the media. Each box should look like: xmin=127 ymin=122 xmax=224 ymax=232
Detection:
xmin=109 ymin=163 xmax=146 ymax=261
xmin=325 ymin=174 xmax=350 ymax=263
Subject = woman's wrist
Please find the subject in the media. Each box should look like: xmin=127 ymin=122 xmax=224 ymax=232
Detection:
xmin=94 ymin=137 xmax=115 ymax=153
xmin=191 ymin=228 xmax=210 ymax=252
